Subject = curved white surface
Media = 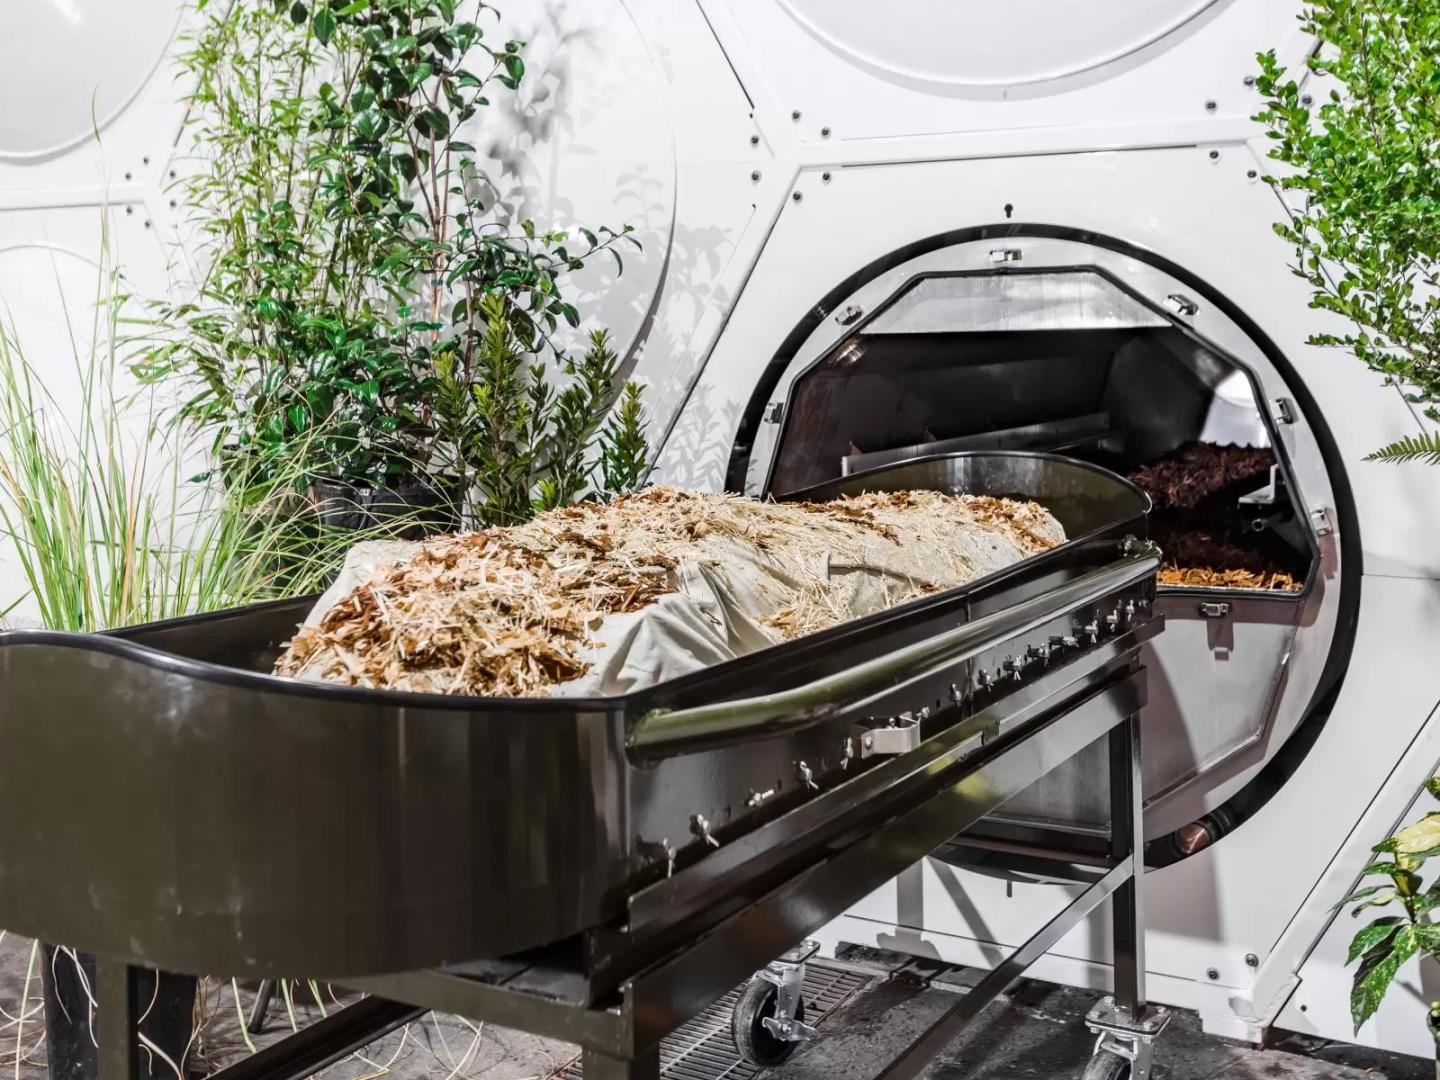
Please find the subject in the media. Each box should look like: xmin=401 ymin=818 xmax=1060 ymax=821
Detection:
xmin=777 ymin=0 xmax=1224 ymax=89
xmin=0 ymin=243 xmax=109 ymax=399
xmin=0 ymin=0 xmax=181 ymax=159
xmin=478 ymin=0 xmax=676 ymax=366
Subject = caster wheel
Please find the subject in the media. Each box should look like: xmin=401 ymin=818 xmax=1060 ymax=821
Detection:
xmin=1080 ymin=1051 xmax=1131 ymax=1080
xmin=731 ymin=978 xmax=807 ymax=1067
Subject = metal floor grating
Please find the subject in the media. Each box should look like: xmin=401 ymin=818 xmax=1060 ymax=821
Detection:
xmin=552 ymin=960 xmax=870 ymax=1080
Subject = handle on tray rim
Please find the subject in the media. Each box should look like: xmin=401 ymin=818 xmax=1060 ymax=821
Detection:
xmin=626 ymin=540 xmax=1160 ymax=760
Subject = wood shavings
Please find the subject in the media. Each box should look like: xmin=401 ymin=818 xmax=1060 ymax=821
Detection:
xmin=1158 ymin=566 xmax=1303 ymax=591
xmin=275 ymin=485 xmax=1065 ymax=697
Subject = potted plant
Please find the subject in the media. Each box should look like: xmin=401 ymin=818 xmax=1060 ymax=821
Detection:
xmin=141 ymin=0 xmax=648 ymax=530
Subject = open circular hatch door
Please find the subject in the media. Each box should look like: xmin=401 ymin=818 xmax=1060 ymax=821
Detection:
xmin=739 ymin=233 xmax=1351 ymax=845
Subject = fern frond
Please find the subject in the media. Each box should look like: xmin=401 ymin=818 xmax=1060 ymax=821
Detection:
xmin=1365 ymin=431 xmax=1440 ymax=465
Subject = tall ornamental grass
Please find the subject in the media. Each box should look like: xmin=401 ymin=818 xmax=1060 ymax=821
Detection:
xmin=0 ymin=261 xmax=404 ymax=633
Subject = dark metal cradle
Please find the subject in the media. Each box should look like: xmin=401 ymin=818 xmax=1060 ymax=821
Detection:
xmin=0 ymin=452 xmax=1169 ymax=1080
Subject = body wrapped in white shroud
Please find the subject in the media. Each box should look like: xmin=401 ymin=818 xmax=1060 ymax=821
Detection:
xmin=275 ymin=487 xmax=1065 ymax=697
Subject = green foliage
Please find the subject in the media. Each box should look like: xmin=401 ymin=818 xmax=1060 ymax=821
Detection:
xmin=1365 ymin=430 xmax=1440 ymax=465
xmin=598 ymin=382 xmax=651 ymax=495
xmin=1256 ymin=3 xmax=1440 ymax=450
xmin=141 ymin=0 xmax=647 ymax=517
xmin=1339 ymin=778 xmax=1440 ymax=1034
xmin=1259 ymin=6 xmax=1440 ymax=1030
xmin=534 ymin=329 xmax=615 ymax=514
xmin=432 ymin=295 xmax=642 ymax=525
xmin=0 ymin=270 xmax=390 ymax=632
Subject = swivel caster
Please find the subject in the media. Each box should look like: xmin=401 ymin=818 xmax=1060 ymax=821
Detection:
xmin=1082 ymin=996 xmax=1170 ymax=1080
xmin=731 ymin=940 xmax=820 ymax=1067
xmin=732 ymin=977 xmax=809 ymax=1067
xmin=1080 ymin=1049 xmax=1132 ymax=1080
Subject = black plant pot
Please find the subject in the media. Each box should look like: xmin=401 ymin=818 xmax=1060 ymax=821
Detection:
xmin=307 ymin=476 xmax=463 ymax=540
xmin=41 ymin=945 xmax=197 ymax=1080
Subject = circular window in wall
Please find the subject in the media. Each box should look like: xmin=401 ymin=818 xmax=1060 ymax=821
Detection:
xmin=777 ymin=0 xmax=1228 ymax=92
xmin=0 ymin=0 xmax=181 ymax=159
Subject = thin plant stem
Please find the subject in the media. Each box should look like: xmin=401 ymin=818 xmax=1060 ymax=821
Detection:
xmin=229 ymin=980 xmax=257 ymax=1056
xmin=13 ymin=940 xmax=35 ymax=1080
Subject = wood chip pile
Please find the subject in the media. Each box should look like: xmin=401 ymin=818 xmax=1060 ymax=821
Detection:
xmin=1157 ymin=566 xmax=1303 ymax=590
xmin=1126 ymin=442 xmax=1306 ymax=592
xmin=1152 ymin=530 xmax=1304 ymax=592
xmin=1128 ymin=443 xmax=1276 ymax=511
xmin=275 ymin=486 xmax=1066 ymax=697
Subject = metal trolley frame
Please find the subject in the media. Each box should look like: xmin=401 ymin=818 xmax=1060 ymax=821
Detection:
xmin=0 ymin=454 xmax=1170 ymax=1080
xmin=94 ymin=618 xmax=1167 ymax=1080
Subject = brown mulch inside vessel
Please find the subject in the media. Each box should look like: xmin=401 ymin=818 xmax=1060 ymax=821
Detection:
xmin=1126 ymin=443 xmax=1305 ymax=592
xmin=1128 ymin=442 xmax=1275 ymax=511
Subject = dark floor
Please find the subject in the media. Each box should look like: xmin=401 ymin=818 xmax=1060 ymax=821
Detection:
xmin=0 ymin=934 xmax=1431 ymax=1080
xmin=782 ymin=947 xmax=1433 ymax=1079
xmin=0 ymin=936 xmax=574 ymax=1080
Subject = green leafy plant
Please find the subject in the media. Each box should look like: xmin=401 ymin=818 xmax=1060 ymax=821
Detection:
xmin=432 ymin=294 xmax=638 ymax=525
xmin=137 ymin=0 xmax=396 ymax=482
xmin=140 ymin=0 xmax=649 ymax=518
xmin=598 ymin=382 xmax=651 ymax=495
xmin=1341 ymin=776 xmax=1440 ymax=1040
xmin=1256 ymin=3 xmax=1440 ymax=461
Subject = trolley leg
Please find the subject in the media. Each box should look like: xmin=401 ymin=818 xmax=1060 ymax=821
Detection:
xmin=247 ymin=979 xmax=277 ymax=1034
xmin=1085 ymin=713 xmax=1169 ymax=1080
xmin=1109 ymin=711 xmax=1145 ymax=1015
xmin=579 ymin=1046 xmax=659 ymax=1080
xmin=97 ymin=961 xmax=137 ymax=1080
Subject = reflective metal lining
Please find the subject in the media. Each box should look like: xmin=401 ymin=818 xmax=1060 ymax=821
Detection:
xmin=861 ymin=270 xmax=1170 ymax=336
xmin=758 ymin=266 xmax=1254 ymax=496
xmin=743 ymin=238 xmax=1339 ymax=841
xmin=1000 ymin=590 xmax=1296 ymax=830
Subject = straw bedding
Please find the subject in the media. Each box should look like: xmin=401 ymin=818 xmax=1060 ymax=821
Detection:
xmin=274 ymin=486 xmax=1066 ymax=697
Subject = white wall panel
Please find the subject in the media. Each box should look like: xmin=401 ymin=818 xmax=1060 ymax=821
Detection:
xmin=0 ymin=1 xmax=182 ymax=162
xmin=478 ymin=0 xmax=676 ymax=365
xmin=703 ymin=0 xmax=1305 ymax=143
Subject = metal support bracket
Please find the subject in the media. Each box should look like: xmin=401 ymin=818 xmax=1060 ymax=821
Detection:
xmin=852 ymin=714 xmax=923 ymax=758
xmin=1085 ymin=997 xmax=1171 ymax=1080
xmin=759 ymin=940 xmax=821 ymax=1044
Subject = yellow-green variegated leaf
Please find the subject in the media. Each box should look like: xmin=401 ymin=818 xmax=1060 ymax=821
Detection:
xmin=1394 ymin=815 xmax=1440 ymax=855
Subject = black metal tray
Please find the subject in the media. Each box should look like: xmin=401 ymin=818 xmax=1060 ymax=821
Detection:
xmin=0 ymin=452 xmax=1149 ymax=978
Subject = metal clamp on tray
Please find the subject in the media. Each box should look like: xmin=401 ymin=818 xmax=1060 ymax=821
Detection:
xmin=0 ymin=451 xmax=1169 ymax=1080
